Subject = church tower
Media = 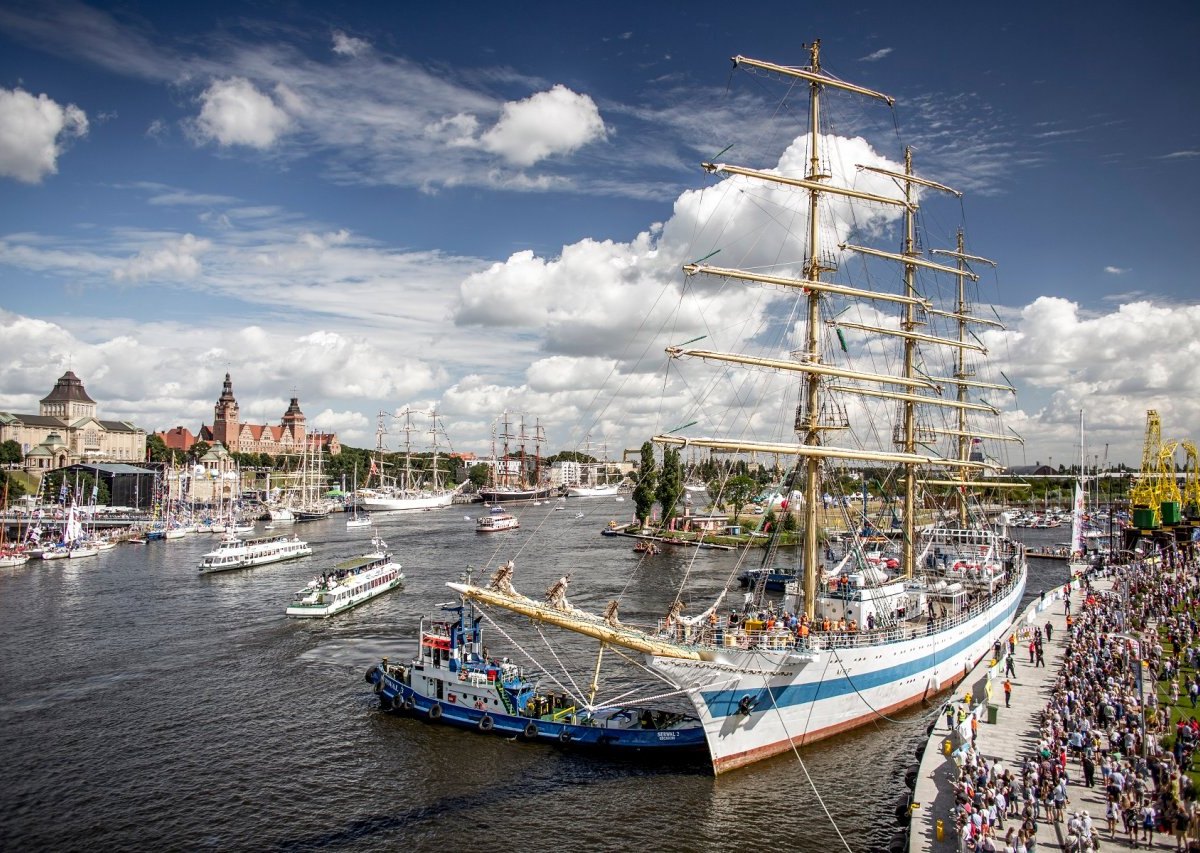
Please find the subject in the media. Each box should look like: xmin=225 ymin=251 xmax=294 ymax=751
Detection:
xmin=281 ymin=395 xmax=306 ymax=448
xmin=212 ymin=373 xmax=240 ymax=452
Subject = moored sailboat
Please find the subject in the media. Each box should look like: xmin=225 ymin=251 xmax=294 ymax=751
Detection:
xmin=448 ymin=44 xmax=1027 ymax=774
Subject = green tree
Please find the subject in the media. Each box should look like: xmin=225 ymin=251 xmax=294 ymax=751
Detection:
xmin=468 ymin=463 xmax=491 ymax=487
xmin=631 ymin=441 xmax=658 ymax=526
xmin=43 ymin=469 xmax=110 ymax=506
xmin=0 ymin=470 xmax=27 ymax=500
xmin=145 ymin=433 xmax=170 ymax=463
xmin=189 ymin=440 xmax=210 ymax=459
xmin=724 ymin=475 xmax=757 ymax=520
xmin=781 ymin=508 xmax=798 ymax=532
xmin=0 ymin=439 xmax=23 ymax=467
xmin=656 ymin=447 xmax=684 ymax=525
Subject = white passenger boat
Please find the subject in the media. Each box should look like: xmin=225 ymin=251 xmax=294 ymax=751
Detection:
xmin=198 ymin=533 xmax=312 ymax=573
xmin=286 ymin=537 xmax=403 ymax=618
xmin=476 ymin=512 xmax=519 ymax=533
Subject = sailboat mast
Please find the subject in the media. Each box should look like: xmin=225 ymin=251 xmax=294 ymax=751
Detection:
xmin=428 ymin=409 xmax=443 ymax=491
xmin=900 ymin=147 xmax=919 ymax=579
xmin=401 ymin=408 xmax=415 ymax=492
xmin=800 ymin=39 xmax=825 ymax=621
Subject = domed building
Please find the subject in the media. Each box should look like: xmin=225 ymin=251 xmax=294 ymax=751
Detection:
xmin=0 ymin=370 xmax=147 ymax=471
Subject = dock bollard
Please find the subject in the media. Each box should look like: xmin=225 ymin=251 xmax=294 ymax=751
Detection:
xmin=936 ymin=819 xmax=944 ymax=841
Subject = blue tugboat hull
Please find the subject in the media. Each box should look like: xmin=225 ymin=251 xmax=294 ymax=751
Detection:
xmin=367 ymin=666 xmax=708 ymax=755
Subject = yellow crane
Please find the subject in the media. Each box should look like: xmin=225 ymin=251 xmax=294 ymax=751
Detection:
xmin=1183 ymin=440 xmax=1200 ymax=519
xmin=1129 ymin=410 xmax=1182 ymax=527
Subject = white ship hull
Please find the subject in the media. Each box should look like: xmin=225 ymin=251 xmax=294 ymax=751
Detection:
xmin=286 ymin=561 xmax=403 ymax=618
xmin=199 ymin=536 xmax=313 ymax=573
xmin=651 ymin=569 xmax=1025 ymax=773
xmin=566 ymin=484 xmax=619 ymax=498
xmin=358 ymin=491 xmax=455 ymax=512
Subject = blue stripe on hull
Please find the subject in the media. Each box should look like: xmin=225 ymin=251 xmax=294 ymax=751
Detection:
xmin=701 ymin=581 xmax=1024 ymax=718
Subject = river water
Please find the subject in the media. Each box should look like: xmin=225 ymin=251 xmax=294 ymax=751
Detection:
xmin=0 ymin=500 xmax=1071 ymax=852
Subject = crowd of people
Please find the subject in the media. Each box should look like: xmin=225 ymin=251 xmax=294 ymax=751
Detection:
xmin=950 ymin=553 xmax=1200 ymax=852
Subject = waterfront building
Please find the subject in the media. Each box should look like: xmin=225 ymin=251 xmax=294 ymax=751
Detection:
xmin=0 ymin=370 xmax=147 ymax=471
xmin=189 ymin=373 xmax=339 ymax=457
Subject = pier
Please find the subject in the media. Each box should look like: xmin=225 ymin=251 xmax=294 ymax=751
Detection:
xmin=909 ymin=583 xmax=1075 ymax=852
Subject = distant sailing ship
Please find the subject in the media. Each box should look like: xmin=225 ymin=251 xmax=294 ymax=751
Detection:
xmin=449 ymin=44 xmax=1027 ymax=774
xmin=357 ymin=409 xmax=462 ymax=512
xmin=565 ymin=436 xmax=620 ymax=498
xmin=478 ymin=411 xmax=553 ymax=502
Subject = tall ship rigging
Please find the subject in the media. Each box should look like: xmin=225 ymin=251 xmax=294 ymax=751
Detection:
xmin=478 ymin=411 xmax=553 ymax=502
xmin=356 ymin=409 xmax=462 ymax=512
xmin=448 ymin=44 xmax=1028 ymax=774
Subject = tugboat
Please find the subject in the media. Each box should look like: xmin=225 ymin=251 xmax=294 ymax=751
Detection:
xmin=364 ymin=590 xmax=707 ymax=756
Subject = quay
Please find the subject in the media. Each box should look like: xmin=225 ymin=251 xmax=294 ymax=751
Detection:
xmin=909 ymin=582 xmax=1075 ymax=852
xmin=599 ymin=527 xmax=736 ymax=551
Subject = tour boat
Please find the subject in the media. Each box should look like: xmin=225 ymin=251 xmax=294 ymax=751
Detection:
xmin=286 ymin=536 xmax=402 ymax=618
xmin=476 ymin=512 xmax=519 ymax=533
xmin=447 ymin=45 xmax=1027 ymax=774
xmin=198 ymin=533 xmax=312 ymax=573
xmin=364 ymin=596 xmax=707 ymax=757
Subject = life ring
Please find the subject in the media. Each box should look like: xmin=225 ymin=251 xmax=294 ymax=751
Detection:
xmin=428 ymin=703 xmax=443 ymax=720
xmin=478 ymin=715 xmax=494 ymax=732
xmin=402 ymin=697 xmax=415 ymax=711
xmin=474 ymin=700 xmax=484 ymax=710
xmin=953 ymin=561 xmax=965 ymax=571
xmin=558 ymin=730 xmax=571 ymax=744
xmin=524 ymin=722 xmax=538 ymax=738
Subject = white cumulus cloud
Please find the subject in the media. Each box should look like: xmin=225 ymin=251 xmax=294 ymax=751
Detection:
xmin=0 ymin=87 xmax=88 ymax=183
xmin=1103 ymin=265 xmax=1128 ymax=275
xmin=479 ymin=85 xmax=606 ymax=167
xmin=193 ymin=77 xmax=292 ymax=149
xmin=113 ymin=233 xmax=211 ymax=282
xmin=332 ymin=31 xmax=369 ymax=57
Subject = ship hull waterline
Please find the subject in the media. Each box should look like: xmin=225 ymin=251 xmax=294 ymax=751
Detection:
xmin=452 ymin=568 xmax=1025 ymax=774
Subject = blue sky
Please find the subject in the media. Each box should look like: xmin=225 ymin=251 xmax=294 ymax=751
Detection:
xmin=1 ymin=0 xmax=1198 ymax=469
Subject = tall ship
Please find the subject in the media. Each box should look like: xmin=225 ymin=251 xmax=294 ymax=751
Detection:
xmin=564 ymin=436 xmax=621 ymax=498
xmin=357 ymin=409 xmax=462 ymax=512
xmin=448 ymin=45 xmax=1027 ymax=774
xmin=478 ymin=411 xmax=554 ymax=502
xmin=198 ymin=533 xmax=312 ymax=573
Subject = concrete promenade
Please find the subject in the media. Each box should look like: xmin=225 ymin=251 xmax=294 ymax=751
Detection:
xmin=910 ymin=583 xmax=1075 ymax=852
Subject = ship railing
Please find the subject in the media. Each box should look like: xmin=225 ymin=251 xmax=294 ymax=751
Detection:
xmin=657 ymin=564 xmax=1023 ymax=653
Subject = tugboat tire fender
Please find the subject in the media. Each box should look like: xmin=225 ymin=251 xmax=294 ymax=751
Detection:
xmin=428 ymin=703 xmax=442 ymax=720
xmin=364 ymin=665 xmax=378 ymax=683
xmin=402 ymin=697 xmax=415 ymax=711
xmin=373 ymin=679 xmax=383 ymax=694
xmin=558 ymin=730 xmax=571 ymax=744
xmin=524 ymin=722 xmax=538 ymax=739
xmin=478 ymin=715 xmax=494 ymax=732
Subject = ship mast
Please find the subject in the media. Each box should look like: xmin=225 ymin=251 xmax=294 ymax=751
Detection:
xmin=798 ymin=40 xmax=826 ymax=620
xmin=899 ymin=147 xmax=919 ymax=579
